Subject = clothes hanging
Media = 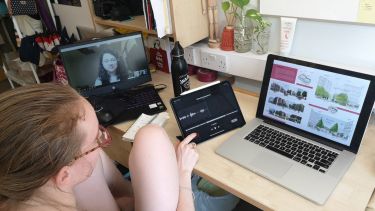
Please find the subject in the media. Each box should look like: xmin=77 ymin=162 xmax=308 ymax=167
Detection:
xmin=35 ymin=0 xmax=56 ymax=32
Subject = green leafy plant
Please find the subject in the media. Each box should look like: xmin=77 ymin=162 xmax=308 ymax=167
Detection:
xmin=245 ymin=9 xmax=271 ymax=31
xmin=221 ymin=0 xmax=250 ymax=26
xmin=221 ymin=0 xmax=270 ymax=28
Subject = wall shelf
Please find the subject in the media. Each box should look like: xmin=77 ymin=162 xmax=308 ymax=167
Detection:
xmin=94 ymin=15 xmax=157 ymax=35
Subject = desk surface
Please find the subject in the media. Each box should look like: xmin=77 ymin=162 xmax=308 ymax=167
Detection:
xmin=105 ymin=71 xmax=375 ymax=211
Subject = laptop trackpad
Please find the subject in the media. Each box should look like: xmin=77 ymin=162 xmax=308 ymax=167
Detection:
xmin=250 ymin=152 xmax=292 ymax=178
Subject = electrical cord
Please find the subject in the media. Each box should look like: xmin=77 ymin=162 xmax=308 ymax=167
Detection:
xmin=154 ymin=84 xmax=167 ymax=92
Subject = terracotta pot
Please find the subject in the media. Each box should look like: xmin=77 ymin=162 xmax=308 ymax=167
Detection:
xmin=220 ymin=26 xmax=234 ymax=51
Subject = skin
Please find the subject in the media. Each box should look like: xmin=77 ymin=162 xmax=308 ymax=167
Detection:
xmin=102 ymin=53 xmax=118 ymax=73
xmin=16 ymin=97 xmax=199 ymax=211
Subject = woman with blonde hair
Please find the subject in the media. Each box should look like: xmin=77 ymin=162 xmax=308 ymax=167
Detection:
xmin=0 ymin=83 xmax=198 ymax=211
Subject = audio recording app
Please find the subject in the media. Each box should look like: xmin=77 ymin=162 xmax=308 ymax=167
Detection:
xmin=171 ymin=81 xmax=245 ymax=143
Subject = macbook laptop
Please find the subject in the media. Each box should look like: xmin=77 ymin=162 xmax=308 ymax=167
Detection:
xmin=216 ymin=54 xmax=375 ymax=204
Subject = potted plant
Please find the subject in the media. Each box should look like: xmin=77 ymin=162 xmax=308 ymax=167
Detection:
xmin=221 ymin=0 xmax=252 ymax=52
xmin=246 ymin=9 xmax=271 ymax=54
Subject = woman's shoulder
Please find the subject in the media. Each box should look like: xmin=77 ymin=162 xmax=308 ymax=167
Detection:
xmin=95 ymin=78 xmax=102 ymax=86
xmin=13 ymin=202 xmax=77 ymax=211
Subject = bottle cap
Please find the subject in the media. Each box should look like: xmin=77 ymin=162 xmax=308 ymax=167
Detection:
xmin=171 ymin=41 xmax=184 ymax=57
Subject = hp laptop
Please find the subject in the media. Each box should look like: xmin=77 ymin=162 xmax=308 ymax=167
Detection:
xmin=216 ymin=54 xmax=375 ymax=204
xmin=59 ymin=33 xmax=166 ymax=126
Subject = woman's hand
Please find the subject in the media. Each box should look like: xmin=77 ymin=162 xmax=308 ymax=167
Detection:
xmin=176 ymin=133 xmax=199 ymax=176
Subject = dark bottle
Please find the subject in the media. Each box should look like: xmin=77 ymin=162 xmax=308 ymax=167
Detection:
xmin=171 ymin=41 xmax=190 ymax=97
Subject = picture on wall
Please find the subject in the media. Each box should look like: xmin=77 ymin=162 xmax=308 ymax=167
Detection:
xmin=57 ymin=0 xmax=81 ymax=7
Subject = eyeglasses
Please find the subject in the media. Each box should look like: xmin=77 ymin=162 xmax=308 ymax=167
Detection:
xmin=73 ymin=125 xmax=112 ymax=161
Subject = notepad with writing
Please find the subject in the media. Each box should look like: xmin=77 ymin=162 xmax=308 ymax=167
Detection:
xmin=122 ymin=112 xmax=169 ymax=142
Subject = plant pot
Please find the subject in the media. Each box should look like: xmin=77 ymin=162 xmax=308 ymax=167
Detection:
xmin=251 ymin=23 xmax=271 ymax=55
xmin=220 ymin=26 xmax=234 ymax=51
xmin=234 ymin=15 xmax=252 ymax=53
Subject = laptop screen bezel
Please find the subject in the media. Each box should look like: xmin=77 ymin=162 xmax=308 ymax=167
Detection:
xmin=58 ymin=32 xmax=151 ymax=97
xmin=256 ymin=54 xmax=375 ymax=154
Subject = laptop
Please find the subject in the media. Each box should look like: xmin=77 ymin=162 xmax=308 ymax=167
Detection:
xmin=58 ymin=32 xmax=166 ymax=126
xmin=216 ymin=54 xmax=375 ymax=204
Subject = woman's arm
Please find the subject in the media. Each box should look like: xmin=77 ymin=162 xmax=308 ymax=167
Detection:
xmin=99 ymin=150 xmax=134 ymax=210
xmin=176 ymin=133 xmax=199 ymax=211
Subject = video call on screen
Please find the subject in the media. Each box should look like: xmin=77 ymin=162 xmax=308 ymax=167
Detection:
xmin=60 ymin=35 xmax=149 ymax=89
xmin=173 ymin=82 xmax=244 ymax=143
xmin=263 ymin=60 xmax=371 ymax=146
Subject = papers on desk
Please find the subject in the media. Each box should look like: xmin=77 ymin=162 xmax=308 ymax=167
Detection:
xmin=122 ymin=112 xmax=170 ymax=142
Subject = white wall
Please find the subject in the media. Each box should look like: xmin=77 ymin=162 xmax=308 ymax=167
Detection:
xmin=199 ymin=0 xmax=375 ymax=79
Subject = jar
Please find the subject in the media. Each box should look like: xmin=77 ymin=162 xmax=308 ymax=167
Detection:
xmin=251 ymin=22 xmax=271 ymax=55
xmin=234 ymin=15 xmax=252 ymax=53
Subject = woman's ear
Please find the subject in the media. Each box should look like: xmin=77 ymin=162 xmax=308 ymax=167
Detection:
xmin=54 ymin=166 xmax=74 ymax=191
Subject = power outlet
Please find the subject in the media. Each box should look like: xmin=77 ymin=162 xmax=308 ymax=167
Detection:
xmin=184 ymin=46 xmax=198 ymax=65
xmin=200 ymin=50 xmax=228 ymax=72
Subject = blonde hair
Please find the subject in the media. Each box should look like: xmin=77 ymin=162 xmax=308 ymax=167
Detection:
xmin=0 ymin=83 xmax=85 ymax=206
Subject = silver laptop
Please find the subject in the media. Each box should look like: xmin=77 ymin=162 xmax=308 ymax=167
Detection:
xmin=216 ymin=54 xmax=375 ymax=204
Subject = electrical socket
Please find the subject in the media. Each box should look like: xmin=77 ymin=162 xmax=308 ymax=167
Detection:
xmin=200 ymin=50 xmax=228 ymax=72
xmin=184 ymin=46 xmax=198 ymax=65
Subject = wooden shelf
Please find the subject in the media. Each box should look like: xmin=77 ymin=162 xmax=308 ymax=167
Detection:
xmin=94 ymin=15 xmax=157 ymax=35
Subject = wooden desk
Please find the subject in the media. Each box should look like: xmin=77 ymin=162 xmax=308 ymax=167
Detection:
xmin=105 ymin=71 xmax=375 ymax=211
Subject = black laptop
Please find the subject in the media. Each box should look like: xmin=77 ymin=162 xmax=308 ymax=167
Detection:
xmin=58 ymin=32 xmax=166 ymax=126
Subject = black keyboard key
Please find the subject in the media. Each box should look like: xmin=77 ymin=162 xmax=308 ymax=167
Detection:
xmin=307 ymin=164 xmax=312 ymax=167
xmin=293 ymin=157 xmax=301 ymax=162
xmin=315 ymin=161 xmax=329 ymax=169
xmin=301 ymin=160 xmax=307 ymax=164
xmin=313 ymin=165 xmax=320 ymax=170
xmin=265 ymin=145 xmax=293 ymax=159
xmin=319 ymin=169 xmax=326 ymax=173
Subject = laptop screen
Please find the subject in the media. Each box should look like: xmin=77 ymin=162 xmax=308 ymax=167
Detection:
xmin=59 ymin=33 xmax=151 ymax=96
xmin=258 ymin=55 xmax=374 ymax=152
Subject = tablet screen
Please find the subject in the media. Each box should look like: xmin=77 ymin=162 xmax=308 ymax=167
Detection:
xmin=170 ymin=81 xmax=245 ymax=143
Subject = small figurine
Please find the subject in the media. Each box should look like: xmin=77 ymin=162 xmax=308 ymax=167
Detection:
xmin=208 ymin=0 xmax=220 ymax=48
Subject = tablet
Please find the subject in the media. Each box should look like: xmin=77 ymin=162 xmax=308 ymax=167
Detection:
xmin=170 ymin=81 xmax=246 ymax=143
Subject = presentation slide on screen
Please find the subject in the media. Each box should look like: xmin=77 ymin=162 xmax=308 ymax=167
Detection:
xmin=263 ymin=60 xmax=370 ymax=146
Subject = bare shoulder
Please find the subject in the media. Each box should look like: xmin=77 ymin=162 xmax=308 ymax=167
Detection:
xmin=15 ymin=203 xmax=76 ymax=211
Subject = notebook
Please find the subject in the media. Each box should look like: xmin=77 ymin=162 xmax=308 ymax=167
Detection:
xmin=216 ymin=54 xmax=375 ymax=204
xmin=122 ymin=112 xmax=169 ymax=141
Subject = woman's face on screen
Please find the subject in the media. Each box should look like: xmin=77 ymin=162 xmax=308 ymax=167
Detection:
xmin=102 ymin=53 xmax=118 ymax=73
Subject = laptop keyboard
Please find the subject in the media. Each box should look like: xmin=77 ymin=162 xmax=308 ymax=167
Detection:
xmin=116 ymin=87 xmax=162 ymax=109
xmin=245 ymin=125 xmax=339 ymax=173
